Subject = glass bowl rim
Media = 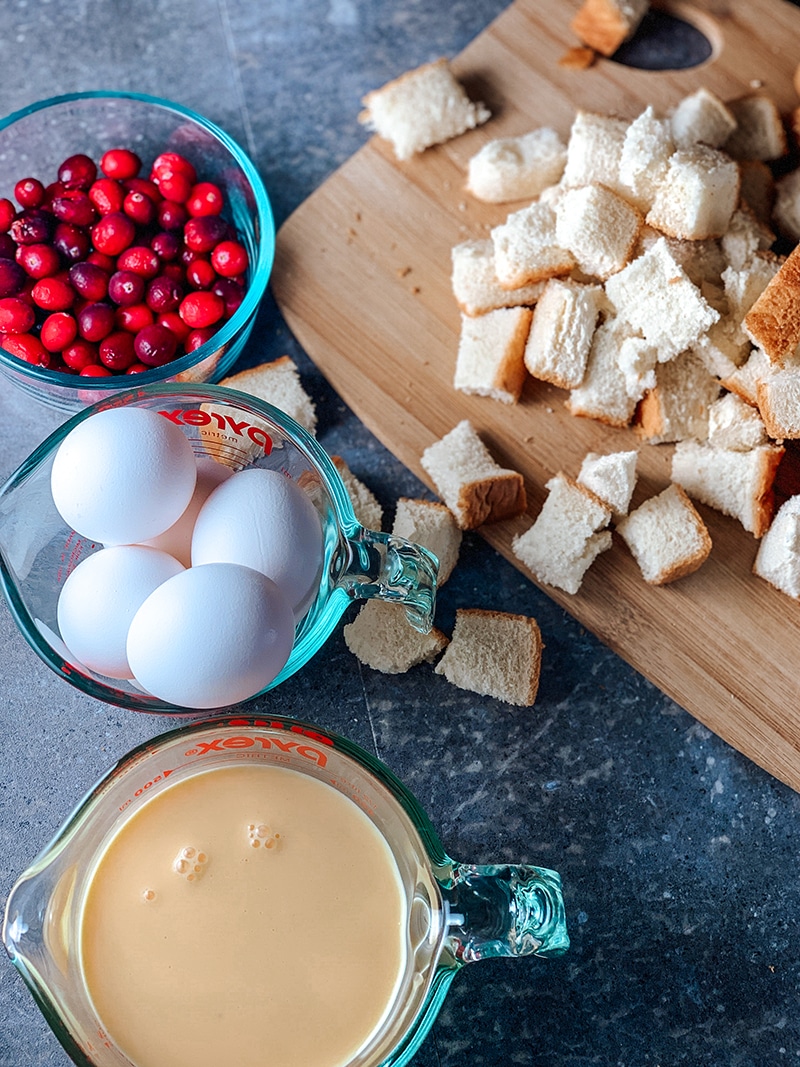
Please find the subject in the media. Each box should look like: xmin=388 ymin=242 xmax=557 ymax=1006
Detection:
xmin=0 ymin=89 xmax=275 ymax=393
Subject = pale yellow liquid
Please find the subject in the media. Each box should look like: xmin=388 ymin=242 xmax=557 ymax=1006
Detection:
xmin=79 ymin=764 xmax=407 ymax=1067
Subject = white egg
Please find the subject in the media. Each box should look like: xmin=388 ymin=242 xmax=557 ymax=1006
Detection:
xmin=139 ymin=455 xmax=233 ymax=568
xmin=50 ymin=407 xmax=197 ymax=545
xmin=57 ymin=545 xmax=185 ymax=679
xmin=126 ymin=562 xmax=295 ymax=709
xmin=191 ymin=467 xmax=324 ymax=620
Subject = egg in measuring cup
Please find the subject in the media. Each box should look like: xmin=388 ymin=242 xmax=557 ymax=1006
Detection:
xmin=191 ymin=467 xmax=325 ymax=620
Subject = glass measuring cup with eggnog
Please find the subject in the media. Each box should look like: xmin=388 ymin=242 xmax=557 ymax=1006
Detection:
xmin=3 ymin=715 xmax=569 ymax=1067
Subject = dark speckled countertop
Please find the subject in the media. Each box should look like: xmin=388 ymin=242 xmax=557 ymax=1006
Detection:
xmin=1 ymin=3 xmax=800 ymax=1066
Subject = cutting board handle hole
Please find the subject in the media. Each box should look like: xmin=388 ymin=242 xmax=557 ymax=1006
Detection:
xmin=609 ymin=1 xmax=720 ymax=71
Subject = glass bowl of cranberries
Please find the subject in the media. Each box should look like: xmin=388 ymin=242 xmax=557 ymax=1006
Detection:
xmin=0 ymin=91 xmax=274 ymax=411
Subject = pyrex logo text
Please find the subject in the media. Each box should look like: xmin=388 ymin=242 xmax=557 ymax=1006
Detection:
xmin=186 ymin=728 xmax=330 ymax=768
xmin=159 ymin=408 xmax=273 ymax=455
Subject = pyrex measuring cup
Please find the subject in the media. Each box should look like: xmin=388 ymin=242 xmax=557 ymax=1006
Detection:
xmin=3 ymin=714 xmax=569 ymax=1067
xmin=0 ymin=383 xmax=437 ymax=712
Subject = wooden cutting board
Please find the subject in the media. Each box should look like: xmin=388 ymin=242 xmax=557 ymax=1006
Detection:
xmin=272 ymin=0 xmax=800 ymax=792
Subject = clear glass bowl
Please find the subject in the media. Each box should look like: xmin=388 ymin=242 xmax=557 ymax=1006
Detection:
xmin=0 ymin=92 xmax=274 ymax=412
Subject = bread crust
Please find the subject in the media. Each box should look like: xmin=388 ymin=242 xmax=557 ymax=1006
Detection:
xmin=455 ymin=471 xmax=527 ymax=530
xmin=744 ymin=243 xmax=800 ymax=363
xmin=570 ymin=0 xmax=644 ymax=56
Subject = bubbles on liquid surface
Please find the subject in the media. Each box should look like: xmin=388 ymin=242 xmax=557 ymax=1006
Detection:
xmin=173 ymin=845 xmax=209 ymax=882
xmin=247 ymin=823 xmax=281 ymax=850
xmin=142 ymin=888 xmax=157 ymax=903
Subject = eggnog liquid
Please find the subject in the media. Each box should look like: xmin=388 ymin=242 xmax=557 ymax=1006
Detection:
xmin=79 ymin=764 xmax=407 ymax=1067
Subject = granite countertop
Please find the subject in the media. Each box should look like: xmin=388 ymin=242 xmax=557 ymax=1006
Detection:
xmin=1 ymin=3 xmax=800 ymax=1066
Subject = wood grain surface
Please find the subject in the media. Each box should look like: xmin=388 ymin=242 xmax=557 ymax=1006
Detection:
xmin=272 ymin=0 xmax=800 ymax=791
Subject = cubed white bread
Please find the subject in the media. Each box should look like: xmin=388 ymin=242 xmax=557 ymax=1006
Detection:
xmin=773 ymin=167 xmax=800 ymax=242
xmin=511 ymin=472 xmax=612 ymax=594
xmin=451 ymin=240 xmax=546 ymax=316
xmin=343 ymin=600 xmax=448 ymax=674
xmin=753 ymin=495 xmax=800 ymax=598
xmin=330 ymin=456 xmax=384 ymax=531
xmin=720 ymin=206 xmax=775 ymax=272
xmin=523 ymin=278 xmax=602 ymax=388
xmin=491 ymin=202 xmax=575 ymax=289
xmin=392 ymin=497 xmax=462 ymax=585
xmin=567 ymin=318 xmax=639 ymax=427
xmin=358 ymin=58 xmax=490 ymax=162
xmin=454 ymin=307 xmax=532 ymax=404
xmin=719 ymin=346 xmax=772 ymax=406
xmin=466 ymin=128 xmax=567 ymax=203
xmin=420 ymin=419 xmax=527 ymax=530
xmin=707 ymin=391 xmax=768 ymax=451
xmin=604 ymin=237 xmax=720 ymax=362
xmin=578 ymin=449 xmax=638 ymax=516
xmin=634 ymin=230 xmax=727 ymax=289
xmin=671 ymin=438 xmax=784 ymax=538
xmin=646 ymin=145 xmax=740 ymax=240
xmin=743 ymin=243 xmax=800 ymax=363
xmin=555 ymin=183 xmax=642 ymax=278
xmin=617 ymin=335 xmax=658 ymax=401
xmin=722 ymin=255 xmax=782 ymax=346
xmin=634 ymin=349 xmax=721 ymax=444
xmin=220 ymin=356 xmax=317 ymax=435
xmin=562 ymin=110 xmax=629 ymax=194
xmin=616 ymin=483 xmax=712 ymax=584
xmin=434 ymin=608 xmax=543 ymax=706
xmin=723 ymin=93 xmax=788 ymax=162
xmin=692 ymin=319 xmax=750 ymax=380
xmin=570 ymin=0 xmax=650 ymax=56
xmin=756 ymin=365 xmax=800 ymax=439
xmin=669 ymin=87 xmax=737 ymax=149
xmin=738 ymin=159 xmax=775 ymax=226
xmin=618 ymin=106 xmax=675 ymax=212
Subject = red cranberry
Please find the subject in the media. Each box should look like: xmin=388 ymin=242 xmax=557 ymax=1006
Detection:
xmin=108 ymin=269 xmax=145 ymax=306
xmin=58 ymin=153 xmax=97 ymax=191
xmin=157 ymin=200 xmax=188 ymax=231
xmin=211 ymin=240 xmax=249 ymax=278
xmin=156 ymin=171 xmax=192 ymax=203
xmin=186 ymin=182 xmax=224 ymax=217
xmin=53 ymin=221 xmax=91 ymax=264
xmin=125 ymin=362 xmax=149 ymax=373
xmin=0 ymin=297 xmax=35 ymax=333
xmin=52 ymin=191 xmax=97 ymax=228
xmin=80 ymin=363 xmax=113 ymax=377
xmin=117 ymin=245 xmax=160 ymax=277
xmin=123 ymin=189 xmax=157 ymax=226
xmin=86 ymin=250 xmax=116 ymax=272
xmin=161 ymin=262 xmax=186 ymax=283
xmin=0 ymin=234 xmax=15 ymax=259
xmin=179 ymin=290 xmax=224 ymax=329
xmin=41 ymin=312 xmax=78 ymax=352
xmin=150 ymin=231 xmax=180 ymax=261
xmin=0 ymin=198 xmax=16 ymax=232
xmin=10 ymin=209 xmax=54 ymax=245
xmin=186 ymin=258 xmax=215 ymax=289
xmin=134 ymin=322 xmax=177 ymax=366
xmin=213 ymin=276 xmax=245 ymax=318
xmin=185 ymin=327 xmax=215 ymax=352
xmin=68 ymin=261 xmax=109 ymax=301
xmin=78 ymin=301 xmax=115 ymax=342
xmin=16 ymin=243 xmax=61 ymax=279
xmin=42 ymin=181 xmax=67 ymax=208
xmin=91 ymin=211 xmax=136 ymax=256
xmin=158 ymin=310 xmax=191 ymax=342
xmin=89 ymin=177 xmax=125 ymax=215
xmin=123 ymin=177 xmax=161 ymax=203
xmin=0 ymin=331 xmax=51 ymax=365
xmin=184 ymin=215 xmax=228 ymax=253
xmin=31 ymin=277 xmax=74 ymax=311
xmin=0 ymin=259 xmax=26 ymax=298
xmin=62 ymin=338 xmax=99 ymax=370
xmin=100 ymin=148 xmax=141 ymax=181
xmin=14 ymin=178 xmax=45 ymax=209
xmin=99 ymin=330 xmax=136 ymax=370
xmin=151 ymin=152 xmax=196 ymax=185
xmin=115 ymin=302 xmax=153 ymax=333
xmin=146 ymin=274 xmax=183 ymax=313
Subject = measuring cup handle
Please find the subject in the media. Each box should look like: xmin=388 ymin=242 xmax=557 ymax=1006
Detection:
xmin=342 ymin=528 xmax=438 ymax=632
xmin=442 ymin=862 xmax=569 ymax=964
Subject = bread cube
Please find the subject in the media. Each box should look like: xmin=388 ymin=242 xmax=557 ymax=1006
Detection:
xmin=723 ymin=93 xmax=787 ymax=162
xmin=617 ymin=335 xmax=658 ymax=401
xmin=773 ymin=167 xmax=800 ymax=242
xmin=753 ymin=496 xmax=800 ymax=598
xmin=720 ymin=206 xmax=775 ymax=272
xmin=343 ymin=600 xmax=448 ymax=674
xmin=453 ymin=307 xmax=532 ymax=404
xmin=511 ymin=472 xmax=612 ymax=594
xmin=604 ymin=237 xmax=720 ymax=362
xmin=577 ymin=449 xmax=638 ymax=516
xmin=523 ymin=278 xmax=601 ymax=388
xmin=719 ymin=347 xmax=772 ymax=407
xmin=358 ymin=58 xmax=490 ymax=161
xmin=743 ymin=243 xmax=800 ymax=363
xmin=562 ymin=110 xmax=628 ymax=194
xmin=722 ymin=256 xmax=782 ymax=346
xmin=466 ymin=128 xmax=567 ymax=203
xmin=420 ymin=420 xmax=527 ymax=530
xmin=567 ymin=318 xmax=639 ymax=427
xmin=555 ymin=183 xmax=642 ymax=278
xmin=451 ymin=240 xmax=546 ymax=316
xmin=570 ymin=0 xmax=649 ymax=56
xmin=618 ymin=106 xmax=674 ymax=212
xmin=634 ymin=349 xmax=721 ymax=444
xmin=756 ymin=364 xmax=800 ymax=439
xmin=220 ymin=356 xmax=317 ymax=435
xmin=392 ymin=498 xmax=462 ymax=586
xmin=670 ymin=87 xmax=737 ymax=149
xmin=491 ymin=202 xmax=575 ymax=288
xmin=616 ymin=483 xmax=711 ymax=584
xmin=707 ymin=392 xmax=768 ymax=452
xmin=646 ymin=145 xmax=740 ymax=240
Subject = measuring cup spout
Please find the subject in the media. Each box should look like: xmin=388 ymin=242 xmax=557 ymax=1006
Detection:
xmin=342 ymin=528 xmax=438 ymax=632
xmin=442 ymin=862 xmax=569 ymax=964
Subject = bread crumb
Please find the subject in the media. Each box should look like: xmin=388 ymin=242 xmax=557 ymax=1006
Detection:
xmin=558 ymin=45 xmax=596 ymax=69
